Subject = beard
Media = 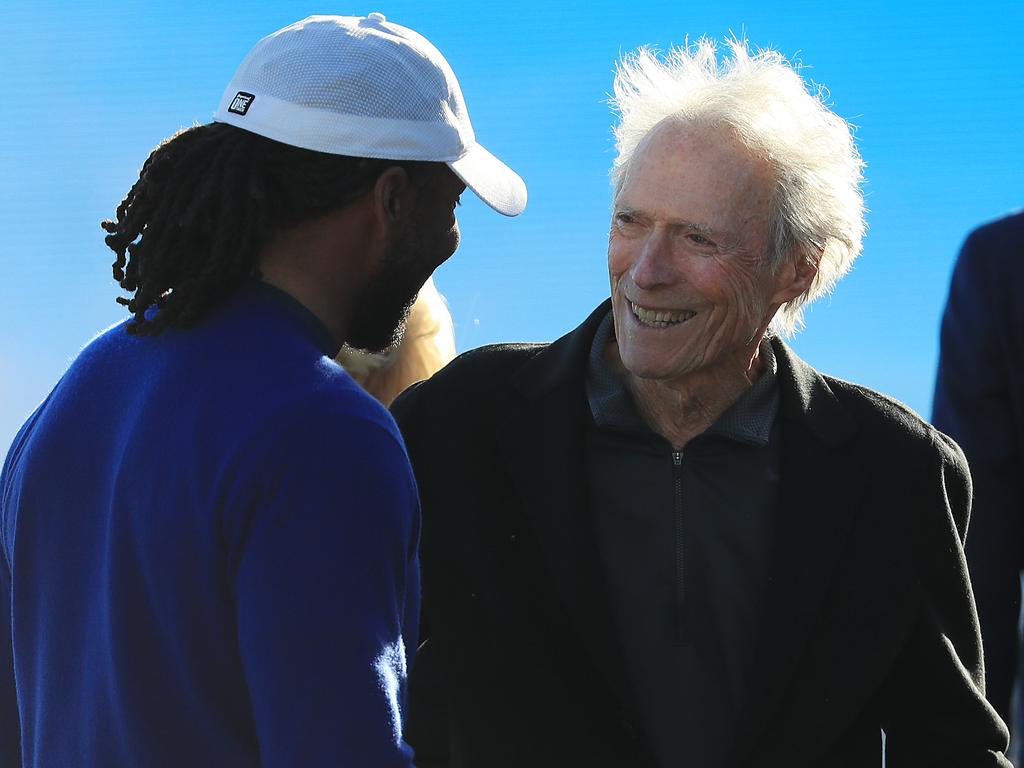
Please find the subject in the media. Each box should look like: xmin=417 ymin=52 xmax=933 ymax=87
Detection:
xmin=345 ymin=293 xmax=415 ymax=353
xmin=346 ymin=186 xmax=460 ymax=353
xmin=345 ymin=224 xmax=429 ymax=353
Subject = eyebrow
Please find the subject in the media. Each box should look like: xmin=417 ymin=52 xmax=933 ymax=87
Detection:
xmin=614 ymin=204 xmax=718 ymax=238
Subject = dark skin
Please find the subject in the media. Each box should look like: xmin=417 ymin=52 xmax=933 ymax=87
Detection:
xmin=258 ymin=164 xmax=466 ymax=354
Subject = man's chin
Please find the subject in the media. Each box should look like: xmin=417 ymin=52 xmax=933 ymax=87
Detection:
xmin=346 ymin=323 xmax=404 ymax=354
xmin=619 ymin=351 xmax=685 ymax=382
xmin=346 ymin=302 xmax=414 ymax=354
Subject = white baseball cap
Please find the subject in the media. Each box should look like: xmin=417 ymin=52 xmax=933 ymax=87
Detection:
xmin=214 ymin=13 xmax=527 ymax=216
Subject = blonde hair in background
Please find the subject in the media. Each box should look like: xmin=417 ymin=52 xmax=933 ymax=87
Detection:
xmin=335 ymin=277 xmax=456 ymax=406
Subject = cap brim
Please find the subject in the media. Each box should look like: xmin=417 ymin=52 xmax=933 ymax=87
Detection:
xmin=448 ymin=143 xmax=527 ymax=217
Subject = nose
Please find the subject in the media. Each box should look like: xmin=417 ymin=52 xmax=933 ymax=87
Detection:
xmin=630 ymin=228 xmax=677 ymax=290
xmin=446 ymin=167 xmax=467 ymax=198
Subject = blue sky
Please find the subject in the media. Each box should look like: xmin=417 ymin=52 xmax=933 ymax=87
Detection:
xmin=2 ymin=0 xmax=1022 ymax=456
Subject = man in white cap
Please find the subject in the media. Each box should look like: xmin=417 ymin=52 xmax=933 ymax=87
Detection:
xmin=0 ymin=14 xmax=524 ymax=768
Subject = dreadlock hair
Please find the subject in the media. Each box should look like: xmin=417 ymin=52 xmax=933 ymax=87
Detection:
xmin=102 ymin=122 xmax=427 ymax=335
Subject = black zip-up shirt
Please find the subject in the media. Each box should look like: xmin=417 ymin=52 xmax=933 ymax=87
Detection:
xmin=584 ymin=310 xmax=780 ymax=768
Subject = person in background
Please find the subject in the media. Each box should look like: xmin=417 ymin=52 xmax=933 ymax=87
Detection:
xmin=933 ymin=210 xmax=1024 ymax=761
xmin=337 ymin=277 xmax=457 ymax=406
xmin=393 ymin=38 xmax=1010 ymax=767
xmin=0 ymin=13 xmax=525 ymax=768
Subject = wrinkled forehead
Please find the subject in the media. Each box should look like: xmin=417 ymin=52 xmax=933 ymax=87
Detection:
xmin=616 ymin=120 xmax=776 ymax=230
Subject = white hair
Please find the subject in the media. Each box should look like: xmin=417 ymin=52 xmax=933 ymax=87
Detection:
xmin=610 ymin=37 xmax=866 ymax=336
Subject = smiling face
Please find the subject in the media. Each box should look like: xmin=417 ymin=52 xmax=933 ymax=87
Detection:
xmin=609 ymin=120 xmax=803 ymax=384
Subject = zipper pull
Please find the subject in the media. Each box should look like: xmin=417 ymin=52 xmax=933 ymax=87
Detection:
xmin=672 ymin=450 xmax=683 ymax=466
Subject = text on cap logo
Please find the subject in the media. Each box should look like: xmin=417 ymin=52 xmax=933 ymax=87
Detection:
xmin=228 ymin=92 xmax=255 ymax=116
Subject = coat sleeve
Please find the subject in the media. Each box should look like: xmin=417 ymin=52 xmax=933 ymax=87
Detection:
xmin=391 ymin=382 xmax=452 ymax=768
xmin=880 ymin=438 xmax=1012 ymax=767
xmin=1 ymin=417 xmax=38 ymax=768
xmin=226 ymin=403 xmax=420 ymax=768
xmin=0 ymin=556 xmax=19 ymax=767
xmin=932 ymin=226 xmax=1022 ymax=726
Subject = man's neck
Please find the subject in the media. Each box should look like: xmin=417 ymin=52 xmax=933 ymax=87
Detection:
xmin=608 ymin=340 xmax=769 ymax=450
xmin=257 ymin=200 xmax=378 ymax=353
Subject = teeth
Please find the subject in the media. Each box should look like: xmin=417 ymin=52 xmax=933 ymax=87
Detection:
xmin=630 ymin=301 xmax=695 ymax=327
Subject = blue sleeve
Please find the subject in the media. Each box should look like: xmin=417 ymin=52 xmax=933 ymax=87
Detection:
xmin=933 ymin=228 xmax=1021 ymax=724
xmin=228 ymin=405 xmax=420 ymax=768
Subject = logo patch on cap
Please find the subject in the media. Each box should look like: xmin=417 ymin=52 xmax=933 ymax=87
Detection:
xmin=228 ymin=92 xmax=255 ymax=116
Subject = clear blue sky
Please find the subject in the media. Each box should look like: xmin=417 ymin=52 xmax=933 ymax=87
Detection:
xmin=2 ymin=0 xmax=1022 ymax=456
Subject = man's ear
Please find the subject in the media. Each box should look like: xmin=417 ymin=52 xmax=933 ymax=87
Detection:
xmin=771 ymin=247 xmax=819 ymax=305
xmin=372 ymin=166 xmax=415 ymax=234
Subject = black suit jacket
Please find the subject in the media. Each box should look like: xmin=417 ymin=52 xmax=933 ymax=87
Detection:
xmin=393 ymin=301 xmax=1010 ymax=767
xmin=933 ymin=211 xmax=1024 ymax=732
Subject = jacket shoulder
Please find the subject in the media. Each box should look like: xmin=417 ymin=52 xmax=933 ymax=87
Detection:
xmin=823 ymin=376 xmax=971 ymax=540
xmin=391 ymin=342 xmax=548 ymax=430
xmin=431 ymin=342 xmax=548 ymax=389
xmin=825 ymin=376 xmax=965 ymax=465
xmin=966 ymin=209 xmax=1024 ymax=244
xmin=957 ymin=210 xmax=1024 ymax=272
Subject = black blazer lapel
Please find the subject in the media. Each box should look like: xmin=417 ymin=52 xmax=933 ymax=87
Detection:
xmin=729 ymin=341 xmax=863 ymax=766
xmin=497 ymin=300 xmax=637 ymax=715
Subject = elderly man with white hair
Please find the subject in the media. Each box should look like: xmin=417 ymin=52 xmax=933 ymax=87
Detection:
xmin=392 ymin=39 xmax=1011 ymax=767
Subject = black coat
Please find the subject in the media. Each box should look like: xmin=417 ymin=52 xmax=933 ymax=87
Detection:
xmin=393 ymin=301 xmax=1010 ymax=768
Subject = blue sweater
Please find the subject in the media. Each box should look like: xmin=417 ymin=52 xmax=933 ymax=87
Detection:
xmin=0 ymin=283 xmax=420 ymax=767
